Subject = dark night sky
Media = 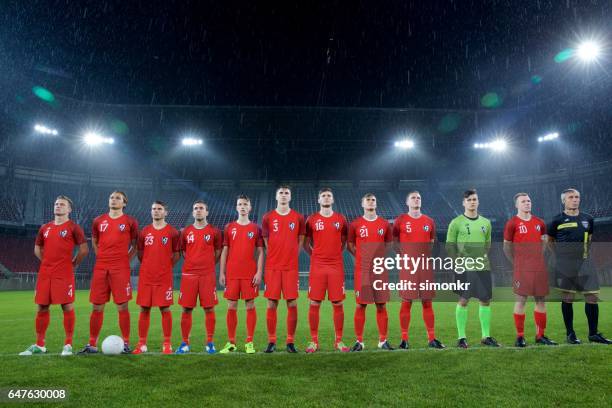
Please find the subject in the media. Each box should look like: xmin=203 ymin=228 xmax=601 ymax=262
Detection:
xmin=1 ymin=0 xmax=609 ymax=108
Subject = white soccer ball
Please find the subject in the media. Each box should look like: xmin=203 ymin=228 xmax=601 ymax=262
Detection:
xmin=101 ymin=335 xmax=124 ymax=355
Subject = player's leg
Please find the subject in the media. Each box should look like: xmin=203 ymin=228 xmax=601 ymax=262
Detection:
xmin=177 ymin=274 xmax=197 ymax=353
xmin=561 ymin=291 xmax=579 ymax=343
xmin=306 ymin=300 xmax=321 ymax=353
xmin=422 ymin=299 xmax=444 ymax=348
xmin=178 ymin=307 xmax=193 ymax=353
xmin=81 ymin=268 xmax=110 ymax=353
xmin=201 ymin=273 xmax=219 ymax=353
xmin=476 ymin=271 xmax=498 ymax=347
xmin=306 ymin=267 xmax=326 ymax=352
xmin=265 ymin=298 xmax=279 ymax=352
xmin=585 ymin=293 xmax=611 ymax=344
xmin=327 ymin=269 xmax=347 ymax=351
xmin=376 ymin=302 xmax=393 ymax=350
xmin=60 ymin=303 xmax=75 ymax=355
xmin=245 ymin=298 xmax=257 ymax=354
xmin=285 ymin=298 xmax=298 ymax=353
xmin=220 ymin=299 xmax=238 ymax=354
xmin=351 ymin=303 xmax=367 ymax=351
xmin=534 ymin=296 xmax=557 ymax=345
xmin=116 ymin=301 xmax=131 ymax=353
xmin=203 ymin=307 xmax=217 ymax=353
xmin=455 ymin=297 xmax=469 ymax=348
xmin=160 ymin=306 xmax=173 ymax=354
xmin=20 ymin=303 xmax=50 ymax=355
xmin=79 ymin=303 xmax=105 ymax=354
xmin=399 ymin=300 xmax=412 ymax=349
xmin=134 ymin=305 xmax=151 ymax=354
xmin=513 ymin=294 xmax=527 ymax=347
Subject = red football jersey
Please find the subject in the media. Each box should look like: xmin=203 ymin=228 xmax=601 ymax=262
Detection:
xmin=393 ymin=214 xmax=436 ymax=258
xmin=35 ymin=220 xmax=86 ymax=279
xmin=137 ymin=224 xmax=180 ymax=285
xmin=504 ymin=215 xmax=547 ymax=273
xmin=261 ymin=209 xmax=305 ymax=270
xmin=305 ymin=211 xmax=347 ymax=266
xmin=92 ymin=213 xmax=139 ymax=269
xmin=223 ymin=221 xmax=263 ymax=279
xmin=181 ymin=224 xmax=223 ymax=275
xmin=348 ymin=216 xmax=393 ymax=271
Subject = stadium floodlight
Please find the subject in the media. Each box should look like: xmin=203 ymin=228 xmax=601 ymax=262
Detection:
xmin=537 ymin=132 xmax=560 ymax=143
xmin=34 ymin=124 xmax=59 ymax=136
xmin=181 ymin=137 xmax=203 ymax=146
xmin=83 ymin=132 xmax=114 ymax=146
xmin=473 ymin=138 xmax=507 ymax=151
xmin=394 ymin=139 xmax=415 ymax=150
xmin=576 ymin=41 xmax=601 ymax=62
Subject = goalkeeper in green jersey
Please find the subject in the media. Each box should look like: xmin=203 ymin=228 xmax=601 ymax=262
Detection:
xmin=446 ymin=189 xmax=499 ymax=348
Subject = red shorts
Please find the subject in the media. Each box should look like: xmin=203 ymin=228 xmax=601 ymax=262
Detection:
xmin=513 ymin=268 xmax=549 ymax=297
xmin=179 ymin=273 xmax=219 ymax=308
xmin=399 ymin=268 xmax=435 ymax=300
xmin=89 ymin=267 xmax=132 ymax=305
xmin=355 ymin=270 xmax=390 ymax=305
xmin=137 ymin=283 xmax=174 ymax=307
xmin=35 ymin=276 xmax=75 ymax=305
xmin=308 ymin=264 xmax=345 ymax=302
xmin=264 ymin=268 xmax=299 ymax=300
xmin=224 ymin=278 xmax=258 ymax=301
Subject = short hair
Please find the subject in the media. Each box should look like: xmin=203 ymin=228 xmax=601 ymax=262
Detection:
xmin=152 ymin=200 xmax=168 ymax=210
xmin=193 ymin=200 xmax=208 ymax=210
xmin=362 ymin=193 xmax=376 ymax=201
xmin=406 ymin=190 xmax=421 ymax=199
xmin=561 ymin=188 xmax=580 ymax=204
xmin=318 ymin=187 xmax=333 ymax=197
xmin=513 ymin=192 xmax=529 ymax=205
xmin=237 ymin=194 xmax=251 ymax=203
xmin=276 ymin=185 xmax=291 ymax=193
xmin=55 ymin=195 xmax=73 ymax=209
xmin=111 ymin=190 xmax=128 ymax=205
xmin=463 ymin=189 xmax=477 ymax=199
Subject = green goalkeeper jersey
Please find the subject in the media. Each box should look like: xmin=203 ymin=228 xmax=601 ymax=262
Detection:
xmin=446 ymin=214 xmax=491 ymax=271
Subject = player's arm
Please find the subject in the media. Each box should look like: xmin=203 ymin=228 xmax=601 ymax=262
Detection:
xmin=253 ymin=246 xmax=264 ymax=286
xmin=128 ymin=218 xmax=139 ymax=261
xmin=219 ymin=246 xmax=228 ymax=286
xmin=545 ymin=219 xmax=557 ymax=253
xmin=502 ymin=220 xmax=514 ymax=264
xmin=92 ymin=236 xmax=98 ymax=255
xmin=347 ymin=223 xmax=356 ymax=256
xmin=502 ymin=240 xmax=513 ymax=265
xmin=172 ymin=251 xmax=180 ymax=266
xmin=34 ymin=245 xmax=43 ymax=261
xmin=347 ymin=242 xmax=356 ymax=256
xmin=445 ymin=220 xmax=459 ymax=258
xmin=303 ymin=235 xmax=313 ymax=255
xmin=72 ymin=243 xmax=89 ymax=267
xmin=297 ymin=215 xmax=306 ymax=252
xmin=129 ymin=239 xmax=138 ymax=261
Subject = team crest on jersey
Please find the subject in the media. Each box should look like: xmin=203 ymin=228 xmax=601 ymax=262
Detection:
xmin=289 ymin=222 xmax=295 ymax=231
xmin=481 ymin=226 xmax=487 ymax=233
xmin=204 ymin=234 xmax=211 ymax=242
xmin=162 ymin=237 xmax=168 ymax=245
xmin=581 ymin=221 xmax=589 ymax=229
xmin=119 ymin=224 xmax=126 ymax=232
xmin=536 ymin=225 xmax=541 ymax=231
xmin=423 ymin=225 xmax=430 ymax=232
xmin=334 ymin=222 xmax=340 ymax=230
xmin=248 ymin=231 xmax=254 ymax=239
xmin=378 ymin=228 xmax=384 ymax=236
xmin=60 ymin=229 xmax=68 ymax=238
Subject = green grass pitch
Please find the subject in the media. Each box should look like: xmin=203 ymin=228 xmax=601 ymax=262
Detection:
xmin=1 ymin=289 xmax=611 ymax=407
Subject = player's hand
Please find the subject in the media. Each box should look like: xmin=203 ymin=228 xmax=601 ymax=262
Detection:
xmin=219 ymin=273 xmax=226 ymax=287
xmin=252 ymin=273 xmax=262 ymax=286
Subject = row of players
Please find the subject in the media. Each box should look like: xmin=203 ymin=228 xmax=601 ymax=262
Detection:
xmin=20 ymin=187 xmax=611 ymax=356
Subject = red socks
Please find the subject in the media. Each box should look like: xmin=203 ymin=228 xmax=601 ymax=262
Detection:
xmin=63 ymin=309 xmax=75 ymax=346
xmin=246 ymin=308 xmax=256 ymax=343
xmin=35 ymin=310 xmax=50 ymax=347
xmin=118 ymin=309 xmax=130 ymax=344
xmin=89 ymin=310 xmax=104 ymax=347
xmin=354 ymin=306 xmax=366 ymax=342
xmin=205 ymin=309 xmax=216 ymax=343
xmin=400 ymin=301 xmax=412 ymax=341
xmin=266 ymin=308 xmax=278 ymax=343
xmin=376 ymin=306 xmax=388 ymax=342
xmin=227 ymin=309 xmax=237 ymax=344
xmin=287 ymin=306 xmax=297 ymax=344
xmin=161 ymin=310 xmax=172 ymax=344
xmin=181 ymin=312 xmax=192 ymax=343
xmin=138 ymin=310 xmax=151 ymax=344
xmin=333 ymin=303 xmax=344 ymax=343
xmin=514 ymin=313 xmax=525 ymax=337
xmin=534 ymin=311 xmax=547 ymax=338
xmin=422 ymin=300 xmax=436 ymax=342
xmin=309 ymin=303 xmax=321 ymax=343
